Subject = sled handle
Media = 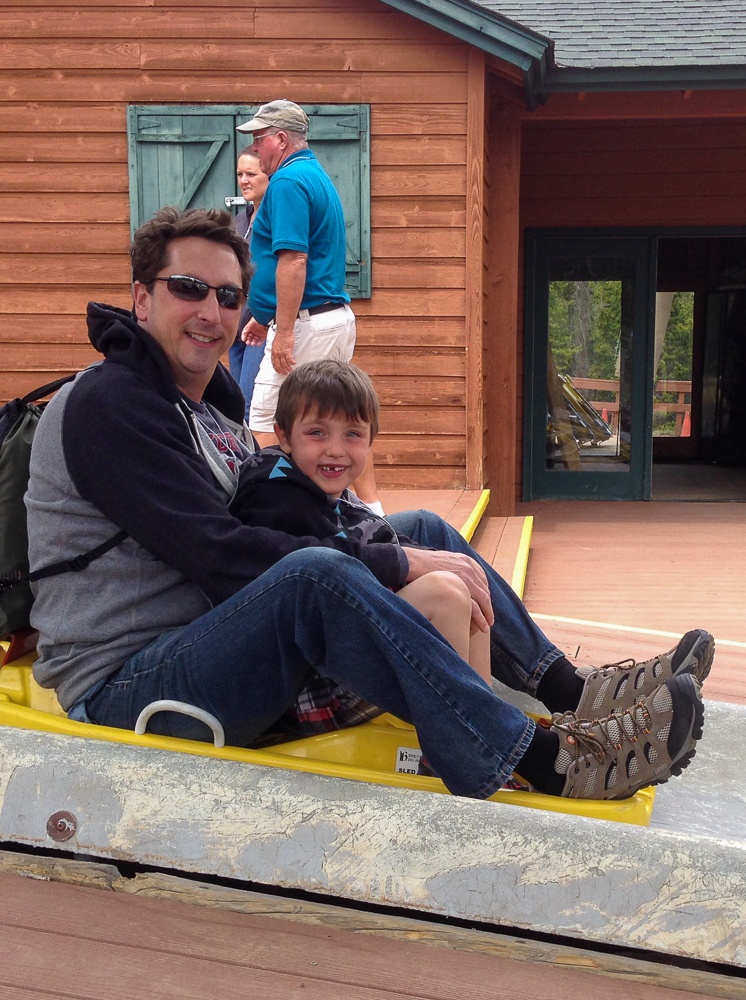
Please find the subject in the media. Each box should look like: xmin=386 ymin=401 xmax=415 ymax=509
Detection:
xmin=134 ymin=700 xmax=226 ymax=748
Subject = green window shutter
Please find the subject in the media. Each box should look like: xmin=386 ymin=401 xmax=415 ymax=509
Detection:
xmin=308 ymin=104 xmax=371 ymax=299
xmin=127 ymin=104 xmax=371 ymax=299
xmin=127 ymin=107 xmax=237 ymax=233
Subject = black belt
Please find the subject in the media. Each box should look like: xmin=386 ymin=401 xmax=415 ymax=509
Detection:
xmin=303 ymin=301 xmax=345 ymax=317
xmin=270 ymin=302 xmax=346 ymax=324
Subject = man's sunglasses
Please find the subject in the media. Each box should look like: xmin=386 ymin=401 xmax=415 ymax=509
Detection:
xmin=153 ymin=275 xmax=245 ymax=310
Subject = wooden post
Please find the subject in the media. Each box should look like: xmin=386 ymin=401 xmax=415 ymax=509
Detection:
xmin=484 ymin=94 xmax=522 ymax=514
xmin=465 ymin=48 xmax=486 ymax=490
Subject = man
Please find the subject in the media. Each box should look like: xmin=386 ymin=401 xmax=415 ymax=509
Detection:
xmin=236 ymin=99 xmax=381 ymax=511
xmin=25 ymin=207 xmax=710 ymax=802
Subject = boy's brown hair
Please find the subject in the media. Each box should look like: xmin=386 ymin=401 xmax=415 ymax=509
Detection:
xmin=275 ymin=360 xmax=380 ymax=441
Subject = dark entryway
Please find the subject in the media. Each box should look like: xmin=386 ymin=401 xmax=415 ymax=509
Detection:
xmin=653 ymin=235 xmax=746 ymax=500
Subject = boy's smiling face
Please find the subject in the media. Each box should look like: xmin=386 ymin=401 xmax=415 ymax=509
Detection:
xmin=275 ymin=409 xmax=372 ymax=498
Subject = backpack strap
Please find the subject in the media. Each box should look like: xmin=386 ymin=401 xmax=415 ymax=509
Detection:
xmin=0 ymin=529 xmax=128 ymax=593
xmin=19 ymin=373 xmax=77 ymax=408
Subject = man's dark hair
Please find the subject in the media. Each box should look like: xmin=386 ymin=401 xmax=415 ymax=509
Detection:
xmin=130 ymin=206 xmax=251 ymax=291
xmin=275 ymin=360 xmax=380 ymax=442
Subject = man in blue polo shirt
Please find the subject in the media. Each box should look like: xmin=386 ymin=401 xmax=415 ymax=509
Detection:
xmin=237 ymin=99 xmax=380 ymax=510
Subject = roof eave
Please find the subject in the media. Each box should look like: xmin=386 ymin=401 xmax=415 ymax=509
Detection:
xmin=377 ymin=0 xmax=552 ymax=107
xmin=374 ymin=0 xmax=746 ymax=105
xmin=537 ymin=64 xmax=746 ymax=96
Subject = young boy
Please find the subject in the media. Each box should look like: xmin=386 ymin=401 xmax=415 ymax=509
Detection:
xmin=230 ymin=359 xmax=491 ymax=685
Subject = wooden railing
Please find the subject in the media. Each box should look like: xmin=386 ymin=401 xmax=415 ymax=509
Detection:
xmin=570 ymin=377 xmax=692 ymax=436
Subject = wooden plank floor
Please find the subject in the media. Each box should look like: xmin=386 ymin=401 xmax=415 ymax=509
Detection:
xmin=3 ymin=869 xmax=742 ymax=1000
xmin=469 ymin=515 xmax=529 ymax=590
xmin=378 ymin=488 xmax=483 ymax=530
xmin=652 ymin=462 xmax=746 ymax=501
xmin=519 ymin=501 xmax=746 ymax=705
xmin=379 ymin=489 xmax=528 ymax=585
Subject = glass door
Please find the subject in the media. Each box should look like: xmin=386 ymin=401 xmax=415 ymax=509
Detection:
xmin=524 ymin=235 xmax=657 ymax=499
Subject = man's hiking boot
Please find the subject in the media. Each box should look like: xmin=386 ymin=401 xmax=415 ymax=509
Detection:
xmin=552 ymin=673 xmax=705 ymax=800
xmin=575 ymin=628 xmax=714 ymax=721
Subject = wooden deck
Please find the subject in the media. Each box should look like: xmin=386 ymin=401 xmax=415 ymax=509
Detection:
xmin=2 ymin=859 xmax=744 ymax=1000
xmin=380 ymin=488 xmax=531 ymax=591
xmin=519 ymin=501 xmax=746 ymax=706
xmin=378 ymin=488 xmax=483 ymax=531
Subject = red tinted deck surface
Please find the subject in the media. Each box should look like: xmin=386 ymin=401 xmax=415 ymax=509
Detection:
xmin=519 ymin=501 xmax=746 ymax=706
xmin=2 ymin=871 xmax=740 ymax=1000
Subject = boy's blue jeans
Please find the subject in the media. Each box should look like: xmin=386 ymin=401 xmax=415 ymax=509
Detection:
xmin=82 ymin=510 xmax=564 ymax=799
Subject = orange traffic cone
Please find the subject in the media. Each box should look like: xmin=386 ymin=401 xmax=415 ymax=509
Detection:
xmin=681 ymin=410 xmax=691 ymax=437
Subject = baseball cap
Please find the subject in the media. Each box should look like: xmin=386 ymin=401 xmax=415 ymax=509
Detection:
xmin=236 ymin=100 xmax=309 ymax=135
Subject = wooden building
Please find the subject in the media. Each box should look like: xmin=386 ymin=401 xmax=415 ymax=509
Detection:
xmin=3 ymin=0 xmax=746 ymax=509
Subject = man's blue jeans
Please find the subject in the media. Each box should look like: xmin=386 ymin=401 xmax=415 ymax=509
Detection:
xmin=84 ymin=510 xmax=563 ymax=799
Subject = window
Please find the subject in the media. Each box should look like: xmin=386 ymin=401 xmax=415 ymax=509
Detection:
xmin=127 ymin=104 xmax=371 ymax=298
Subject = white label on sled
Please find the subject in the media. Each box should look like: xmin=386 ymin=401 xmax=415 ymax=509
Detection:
xmin=395 ymin=746 xmax=422 ymax=774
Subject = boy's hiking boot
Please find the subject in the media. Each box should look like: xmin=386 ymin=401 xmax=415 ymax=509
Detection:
xmin=574 ymin=628 xmax=714 ymax=721
xmin=552 ymin=673 xmax=704 ymax=800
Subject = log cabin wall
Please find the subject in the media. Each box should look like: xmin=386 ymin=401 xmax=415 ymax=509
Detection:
xmin=521 ymin=116 xmax=746 ymax=229
xmin=0 ymin=0 xmax=504 ymax=489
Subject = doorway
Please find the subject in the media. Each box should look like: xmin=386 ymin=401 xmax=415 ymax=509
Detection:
xmin=523 ymin=231 xmax=746 ymax=501
xmin=653 ymin=236 xmax=746 ymax=501
xmin=523 ymin=234 xmax=656 ymax=500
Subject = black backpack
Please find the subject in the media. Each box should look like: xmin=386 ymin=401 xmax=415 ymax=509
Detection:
xmin=0 ymin=374 xmax=126 ymax=640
